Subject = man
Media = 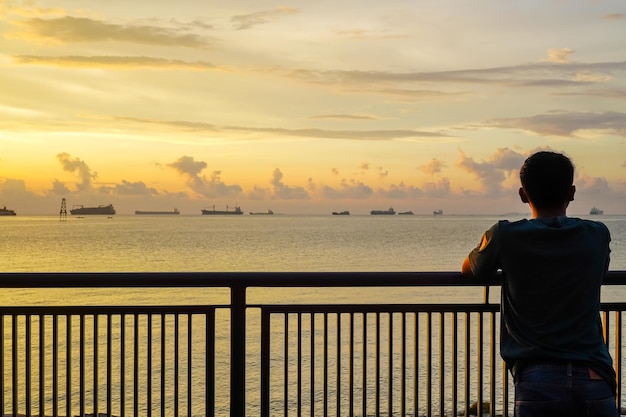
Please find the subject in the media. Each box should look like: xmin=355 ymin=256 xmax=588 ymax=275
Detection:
xmin=461 ymin=151 xmax=617 ymax=416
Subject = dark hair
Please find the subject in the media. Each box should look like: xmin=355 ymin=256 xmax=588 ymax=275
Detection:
xmin=519 ymin=151 xmax=574 ymax=209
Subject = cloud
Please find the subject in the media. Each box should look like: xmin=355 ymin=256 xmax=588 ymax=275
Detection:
xmin=114 ymin=117 xmax=219 ymax=131
xmin=0 ymin=178 xmax=28 ymax=195
xmin=56 ymin=152 xmax=96 ymax=191
xmin=322 ymin=180 xmax=373 ymax=199
xmin=9 ymin=16 xmax=211 ymax=47
xmin=377 ymin=183 xmax=424 ymax=199
xmin=281 ymin=60 xmax=626 ymax=89
xmin=49 ymin=179 xmax=71 ymax=195
xmin=334 ymin=29 xmax=405 ymax=40
xmin=231 ymin=7 xmax=298 ymax=30
xmin=365 ymin=88 xmax=470 ymax=102
xmin=554 ymin=88 xmax=626 ymax=100
xmin=271 ymin=168 xmax=308 ymax=199
xmin=544 ymin=48 xmax=574 ymax=64
xmin=420 ymin=158 xmax=446 ymax=175
xmin=14 ymin=55 xmax=218 ymax=70
xmin=604 ymin=13 xmax=626 ymax=20
xmin=456 ymin=148 xmax=526 ymax=195
xmin=309 ymin=114 xmax=379 ymax=121
xmin=114 ymin=180 xmax=158 ymax=196
xmin=228 ymin=126 xmax=449 ymax=141
xmin=168 ymin=155 xmax=206 ymax=177
xmin=0 ymin=0 xmax=64 ymax=18
xmin=359 ymin=162 xmax=370 ymax=171
xmin=422 ymin=178 xmax=451 ymax=198
xmin=486 ymin=111 xmax=626 ymax=137
xmin=579 ymin=177 xmax=611 ymax=196
xmin=114 ymin=116 xmax=447 ymax=140
xmin=167 ymin=156 xmax=242 ymax=198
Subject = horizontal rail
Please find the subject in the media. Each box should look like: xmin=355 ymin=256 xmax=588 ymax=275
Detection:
xmin=0 ymin=270 xmax=624 ymax=288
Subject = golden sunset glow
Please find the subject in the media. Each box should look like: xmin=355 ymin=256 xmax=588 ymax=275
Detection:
xmin=1 ymin=1 xmax=625 ymax=215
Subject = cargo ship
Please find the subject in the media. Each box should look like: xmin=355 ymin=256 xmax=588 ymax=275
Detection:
xmin=201 ymin=205 xmax=243 ymax=215
xmin=370 ymin=207 xmax=395 ymax=215
xmin=0 ymin=206 xmax=16 ymax=216
xmin=332 ymin=211 xmax=350 ymax=215
xmin=589 ymin=207 xmax=604 ymax=215
xmin=249 ymin=209 xmax=274 ymax=215
xmin=70 ymin=204 xmax=116 ymax=215
xmin=135 ymin=209 xmax=180 ymax=215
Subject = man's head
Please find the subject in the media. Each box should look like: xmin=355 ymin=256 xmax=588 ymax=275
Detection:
xmin=519 ymin=151 xmax=575 ymax=210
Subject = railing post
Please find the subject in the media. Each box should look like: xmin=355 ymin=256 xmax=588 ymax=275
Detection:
xmin=231 ymin=283 xmax=247 ymax=417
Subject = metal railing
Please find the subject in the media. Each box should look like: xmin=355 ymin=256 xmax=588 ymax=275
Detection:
xmin=0 ymin=271 xmax=625 ymax=417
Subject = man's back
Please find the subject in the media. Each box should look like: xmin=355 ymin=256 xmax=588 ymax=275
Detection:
xmin=468 ymin=216 xmax=614 ymax=383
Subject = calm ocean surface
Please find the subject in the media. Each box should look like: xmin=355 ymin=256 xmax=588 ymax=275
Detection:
xmin=1 ymin=214 xmax=625 ymax=307
xmin=2 ymin=214 xmax=625 ymax=273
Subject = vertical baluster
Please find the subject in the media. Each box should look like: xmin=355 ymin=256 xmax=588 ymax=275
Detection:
xmin=134 ymin=314 xmax=140 ymax=417
xmin=80 ymin=314 xmax=85 ymax=417
xmin=26 ymin=315 xmax=31 ymax=417
xmin=426 ymin=312 xmax=432 ymax=417
xmin=188 ymin=314 xmax=192 ymax=417
xmin=439 ymin=312 xmax=445 ymax=417
xmin=311 ymin=313 xmax=315 ymax=417
xmin=148 ymin=314 xmax=153 ymax=417
xmin=206 ymin=310 xmax=215 ymax=417
xmin=297 ymin=312 xmax=302 ymax=417
xmin=489 ymin=312 xmax=496 ymax=417
xmin=260 ymin=310 xmax=270 ymax=417
xmin=414 ymin=312 xmax=419 ymax=417
xmin=452 ymin=312 xmax=458 ymax=417
xmin=121 ymin=314 xmax=126 ymax=417
xmin=284 ymin=313 xmax=289 ymax=417
xmin=52 ymin=315 xmax=58 ymax=416
xmin=464 ymin=312 xmax=470 ymax=417
xmin=388 ymin=312 xmax=393 ymax=417
xmin=362 ymin=313 xmax=367 ymax=417
xmin=477 ymin=312 xmax=484 ymax=417
xmin=66 ymin=315 xmax=71 ymax=417
xmin=323 ymin=313 xmax=327 ymax=417
xmin=161 ymin=314 xmax=166 ymax=417
xmin=175 ymin=314 xmax=180 ymax=416
xmin=401 ymin=312 xmax=406 ymax=417
xmin=349 ymin=312 xmax=354 ymax=417
xmin=375 ymin=312 xmax=380 ymax=415
xmin=106 ymin=314 xmax=112 ymax=417
xmin=615 ymin=311 xmax=622 ymax=412
xmin=94 ymin=314 xmax=99 ymax=417
xmin=336 ymin=312 xmax=341 ymax=417
xmin=12 ymin=315 xmax=17 ymax=415
xmin=39 ymin=314 xmax=45 ymax=417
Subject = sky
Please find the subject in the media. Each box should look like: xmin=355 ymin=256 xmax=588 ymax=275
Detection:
xmin=1 ymin=0 xmax=625 ymax=215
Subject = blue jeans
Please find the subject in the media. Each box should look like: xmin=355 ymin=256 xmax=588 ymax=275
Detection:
xmin=514 ymin=362 xmax=618 ymax=417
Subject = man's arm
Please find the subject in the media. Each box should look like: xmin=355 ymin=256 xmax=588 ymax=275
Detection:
xmin=461 ymin=256 xmax=475 ymax=276
xmin=461 ymin=233 xmax=494 ymax=277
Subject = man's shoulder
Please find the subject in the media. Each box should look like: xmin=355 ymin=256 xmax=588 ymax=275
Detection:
xmin=565 ymin=217 xmax=610 ymax=233
xmin=493 ymin=218 xmax=527 ymax=230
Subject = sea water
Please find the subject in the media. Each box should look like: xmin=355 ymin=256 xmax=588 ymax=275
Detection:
xmin=2 ymin=214 xmax=624 ymax=273
xmin=1 ymin=214 xmax=624 ymax=305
